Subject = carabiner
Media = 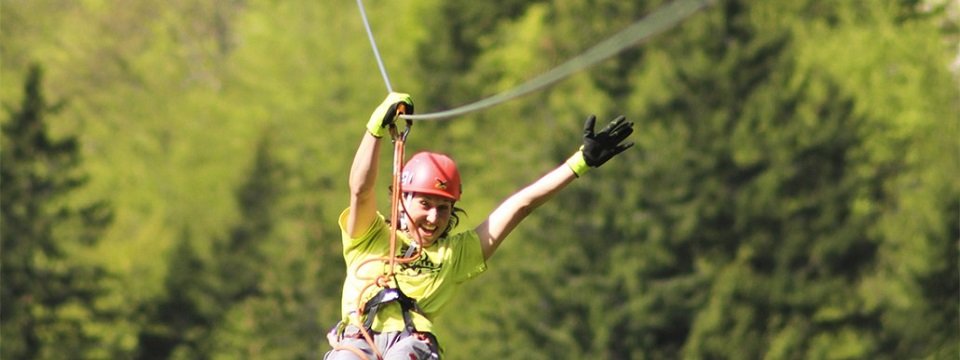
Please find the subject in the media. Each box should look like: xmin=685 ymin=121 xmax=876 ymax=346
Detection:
xmin=389 ymin=103 xmax=413 ymax=142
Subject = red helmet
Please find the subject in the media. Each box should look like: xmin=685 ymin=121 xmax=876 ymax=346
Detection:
xmin=401 ymin=152 xmax=462 ymax=201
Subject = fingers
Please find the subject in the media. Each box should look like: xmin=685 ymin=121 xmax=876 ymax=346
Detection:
xmin=386 ymin=93 xmax=414 ymax=116
xmin=369 ymin=94 xmax=412 ymax=137
xmin=603 ymin=142 xmax=634 ymax=162
xmin=382 ymin=103 xmax=401 ymax=126
xmin=602 ymin=116 xmax=634 ymax=159
xmin=385 ymin=92 xmax=413 ymax=107
xmin=378 ymin=92 xmax=415 ymax=127
xmin=583 ymin=115 xmax=597 ymax=138
xmin=598 ymin=115 xmax=620 ymax=134
xmin=597 ymin=116 xmax=633 ymax=143
xmin=610 ymin=121 xmax=633 ymax=141
xmin=577 ymin=114 xmax=634 ymax=168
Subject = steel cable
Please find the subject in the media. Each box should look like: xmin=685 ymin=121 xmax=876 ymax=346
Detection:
xmin=356 ymin=0 xmax=395 ymax=93
xmin=401 ymin=0 xmax=712 ymax=121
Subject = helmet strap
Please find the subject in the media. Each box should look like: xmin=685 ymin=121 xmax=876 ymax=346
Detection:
xmin=398 ymin=193 xmax=414 ymax=231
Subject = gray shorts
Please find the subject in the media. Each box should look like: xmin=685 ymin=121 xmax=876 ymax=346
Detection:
xmin=324 ymin=325 xmax=440 ymax=360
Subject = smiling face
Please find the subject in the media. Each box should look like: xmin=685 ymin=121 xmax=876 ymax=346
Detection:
xmin=402 ymin=192 xmax=455 ymax=246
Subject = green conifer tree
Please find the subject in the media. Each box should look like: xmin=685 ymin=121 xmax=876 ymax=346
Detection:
xmin=1 ymin=64 xmax=114 ymax=359
xmin=443 ymin=0 xmax=958 ymax=358
xmin=136 ymin=133 xmax=286 ymax=358
xmin=136 ymin=229 xmax=210 ymax=360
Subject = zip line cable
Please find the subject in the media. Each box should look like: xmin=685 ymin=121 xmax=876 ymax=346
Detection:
xmin=355 ymin=0 xmax=712 ymax=122
xmin=404 ymin=0 xmax=711 ymax=121
xmin=356 ymin=0 xmax=394 ymax=93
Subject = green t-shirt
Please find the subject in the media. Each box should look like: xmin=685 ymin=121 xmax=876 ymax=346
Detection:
xmin=337 ymin=208 xmax=487 ymax=333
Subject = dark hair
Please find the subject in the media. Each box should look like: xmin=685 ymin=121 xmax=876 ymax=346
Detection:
xmin=441 ymin=206 xmax=467 ymax=238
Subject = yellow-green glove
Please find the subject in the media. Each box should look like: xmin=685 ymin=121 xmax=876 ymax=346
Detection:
xmin=367 ymin=92 xmax=414 ymax=138
xmin=565 ymin=149 xmax=590 ymax=177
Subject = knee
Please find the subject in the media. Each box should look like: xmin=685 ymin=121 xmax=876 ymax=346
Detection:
xmin=325 ymin=344 xmax=374 ymax=360
xmin=383 ymin=335 xmax=437 ymax=360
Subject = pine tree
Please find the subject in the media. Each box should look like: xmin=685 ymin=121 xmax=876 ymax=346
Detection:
xmin=136 ymin=133 xmax=286 ymax=358
xmin=1 ymin=64 xmax=114 ymax=359
xmin=212 ymin=134 xmax=284 ymax=304
xmin=413 ymin=0 xmax=545 ymax=111
xmin=136 ymin=229 xmax=211 ymax=360
xmin=442 ymin=0 xmax=958 ymax=358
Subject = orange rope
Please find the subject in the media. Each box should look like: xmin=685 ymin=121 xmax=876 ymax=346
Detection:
xmin=335 ymin=106 xmax=425 ymax=360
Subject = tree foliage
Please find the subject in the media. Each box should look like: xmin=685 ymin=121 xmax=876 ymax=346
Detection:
xmin=1 ymin=64 xmax=117 ymax=359
xmin=1 ymin=0 xmax=957 ymax=358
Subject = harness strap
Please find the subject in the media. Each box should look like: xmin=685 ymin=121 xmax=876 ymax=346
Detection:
xmin=361 ymin=286 xmax=425 ymax=335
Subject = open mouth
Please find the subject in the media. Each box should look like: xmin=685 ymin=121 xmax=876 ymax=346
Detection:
xmin=417 ymin=224 xmax=438 ymax=240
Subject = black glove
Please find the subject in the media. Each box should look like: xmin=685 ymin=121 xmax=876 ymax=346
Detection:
xmin=581 ymin=115 xmax=634 ymax=167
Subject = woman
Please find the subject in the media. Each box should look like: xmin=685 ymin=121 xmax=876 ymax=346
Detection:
xmin=324 ymin=93 xmax=634 ymax=359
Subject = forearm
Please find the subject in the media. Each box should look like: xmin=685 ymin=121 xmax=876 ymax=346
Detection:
xmin=478 ymin=164 xmax=577 ymax=259
xmin=346 ymin=92 xmax=414 ymax=237
xmin=477 ymin=114 xmax=635 ymax=259
xmin=347 ymin=132 xmax=382 ymax=236
xmin=349 ymin=132 xmax=382 ymax=196
xmin=503 ymin=164 xmax=577 ymax=215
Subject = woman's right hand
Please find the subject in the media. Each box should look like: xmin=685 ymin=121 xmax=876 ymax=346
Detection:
xmin=366 ymin=92 xmax=414 ymax=138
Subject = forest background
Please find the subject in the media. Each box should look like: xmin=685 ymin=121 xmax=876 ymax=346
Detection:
xmin=2 ymin=0 xmax=959 ymax=359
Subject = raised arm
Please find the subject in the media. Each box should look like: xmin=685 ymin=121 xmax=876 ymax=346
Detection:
xmin=475 ymin=115 xmax=634 ymax=260
xmin=346 ymin=93 xmax=414 ymax=239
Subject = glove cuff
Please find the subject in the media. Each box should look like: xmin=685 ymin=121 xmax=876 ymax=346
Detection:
xmin=366 ymin=121 xmax=387 ymax=138
xmin=366 ymin=108 xmax=389 ymax=137
xmin=565 ymin=149 xmax=590 ymax=177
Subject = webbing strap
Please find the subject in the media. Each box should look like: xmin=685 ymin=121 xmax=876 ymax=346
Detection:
xmin=361 ymin=287 xmax=425 ymax=335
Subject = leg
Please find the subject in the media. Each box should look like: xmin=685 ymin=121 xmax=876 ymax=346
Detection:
xmin=324 ymin=325 xmax=380 ymax=360
xmin=382 ymin=333 xmax=438 ymax=360
xmin=324 ymin=336 xmax=378 ymax=360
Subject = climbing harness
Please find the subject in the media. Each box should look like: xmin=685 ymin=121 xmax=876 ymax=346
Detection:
xmin=361 ymin=287 xmax=426 ymax=336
